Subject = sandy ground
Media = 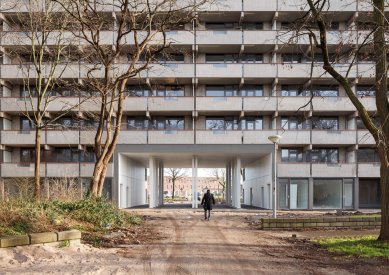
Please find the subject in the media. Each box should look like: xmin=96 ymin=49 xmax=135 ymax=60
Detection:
xmin=0 ymin=209 xmax=388 ymax=275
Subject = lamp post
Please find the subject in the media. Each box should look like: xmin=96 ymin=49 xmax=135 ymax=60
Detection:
xmin=268 ymin=135 xmax=282 ymax=219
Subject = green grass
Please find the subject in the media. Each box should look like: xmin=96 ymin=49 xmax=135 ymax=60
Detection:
xmin=315 ymin=236 xmax=389 ymax=258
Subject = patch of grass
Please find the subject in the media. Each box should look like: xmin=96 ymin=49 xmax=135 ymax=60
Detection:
xmin=0 ymin=197 xmax=142 ymax=247
xmin=315 ymin=236 xmax=389 ymax=258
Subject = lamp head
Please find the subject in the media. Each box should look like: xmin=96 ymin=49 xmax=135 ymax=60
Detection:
xmin=268 ymin=135 xmax=282 ymax=144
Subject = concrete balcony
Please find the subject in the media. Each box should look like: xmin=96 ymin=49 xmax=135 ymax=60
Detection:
xmin=46 ymin=97 xmax=80 ymax=112
xmin=197 ymin=64 xmax=242 ymax=78
xmin=244 ymin=0 xmax=276 ymax=11
xmin=196 ymin=130 xmax=242 ymax=144
xmin=197 ymin=31 xmax=242 ymax=45
xmin=46 ymin=130 xmax=79 ymax=145
xmin=123 ymin=97 xmax=148 ymax=111
xmin=148 ymin=130 xmax=194 ymax=144
xmin=243 ymin=97 xmax=277 ymax=111
xmin=203 ymin=0 xmax=242 ymax=11
xmin=311 ymin=97 xmax=355 ymax=112
xmin=79 ymin=98 xmax=103 ymax=112
xmin=277 ymin=31 xmax=357 ymax=45
xmin=358 ymin=163 xmax=380 ymax=178
xmin=1 ymin=130 xmax=44 ymax=145
xmin=0 ymin=98 xmax=34 ymax=112
xmin=312 ymin=163 xmax=356 ymax=177
xmin=118 ymin=131 xmax=147 ymax=144
xmin=357 ymin=63 xmax=375 ymax=78
xmin=277 ymin=163 xmax=311 ymax=178
xmin=243 ymin=130 xmax=310 ymax=145
xmin=196 ymin=97 xmax=242 ymax=112
xmin=148 ymin=97 xmax=194 ymax=112
xmin=80 ymin=131 xmax=107 ymax=145
xmin=1 ymin=163 xmax=45 ymax=177
xmin=80 ymin=163 xmax=113 ymax=177
xmin=243 ymin=31 xmax=277 ymax=45
xmin=147 ymin=63 xmax=194 ymax=78
xmin=312 ymin=130 xmax=356 ymax=145
xmin=277 ymin=97 xmax=310 ymax=112
xmin=0 ymin=64 xmax=82 ymax=79
xmin=243 ymin=64 xmax=277 ymax=78
xmin=46 ymin=163 xmax=79 ymax=177
xmin=1 ymin=31 xmax=79 ymax=46
xmin=278 ymin=63 xmax=356 ymax=79
xmin=278 ymin=0 xmax=356 ymax=11
xmin=357 ymin=130 xmax=375 ymax=145
xmin=359 ymin=97 xmax=377 ymax=111
xmin=0 ymin=97 xmax=80 ymax=113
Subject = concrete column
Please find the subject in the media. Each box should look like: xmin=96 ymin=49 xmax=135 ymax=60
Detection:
xmin=225 ymin=163 xmax=229 ymax=205
xmin=149 ymin=157 xmax=157 ymax=208
xmin=0 ymin=178 xmax=4 ymax=201
xmin=234 ymin=157 xmax=242 ymax=209
xmin=159 ymin=162 xmax=164 ymax=206
xmin=308 ymin=177 xmax=314 ymax=209
xmin=231 ymin=160 xmax=236 ymax=208
xmin=354 ymin=177 xmax=359 ymax=210
xmin=192 ymin=156 xmax=198 ymax=208
xmin=227 ymin=163 xmax=232 ymax=206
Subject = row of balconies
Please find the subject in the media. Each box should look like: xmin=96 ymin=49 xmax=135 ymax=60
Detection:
xmin=0 ymin=161 xmax=379 ymax=178
xmin=0 ymin=0 xmax=375 ymax=13
xmin=0 ymin=129 xmax=375 ymax=146
xmin=0 ymin=162 xmax=112 ymax=178
xmin=0 ymin=96 xmax=378 ymax=113
xmin=0 ymin=63 xmax=378 ymax=80
xmin=0 ymin=30 xmax=374 ymax=46
xmin=277 ymin=162 xmax=380 ymax=178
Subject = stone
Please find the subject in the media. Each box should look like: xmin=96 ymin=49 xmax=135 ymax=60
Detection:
xmin=29 ymin=232 xmax=57 ymax=244
xmin=0 ymin=235 xmax=30 ymax=248
xmin=57 ymin=230 xmax=81 ymax=241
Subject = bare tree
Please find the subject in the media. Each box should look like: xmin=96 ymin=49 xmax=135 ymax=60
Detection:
xmin=56 ymin=0 xmax=211 ymax=197
xmin=4 ymin=0 xmax=85 ymax=198
xmin=287 ymin=0 xmax=389 ymax=240
xmin=211 ymin=168 xmax=226 ymax=198
xmin=166 ymin=168 xmax=187 ymax=199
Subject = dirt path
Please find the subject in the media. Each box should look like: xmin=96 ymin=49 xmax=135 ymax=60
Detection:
xmin=0 ymin=209 xmax=388 ymax=274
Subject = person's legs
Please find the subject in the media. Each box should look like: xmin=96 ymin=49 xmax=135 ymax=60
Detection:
xmin=207 ymin=210 xmax=211 ymax=220
xmin=204 ymin=209 xmax=207 ymax=220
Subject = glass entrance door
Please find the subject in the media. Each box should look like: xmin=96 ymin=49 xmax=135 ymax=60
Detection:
xmin=279 ymin=179 xmax=309 ymax=209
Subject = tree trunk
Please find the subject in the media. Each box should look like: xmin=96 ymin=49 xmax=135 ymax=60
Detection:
xmin=33 ymin=128 xmax=41 ymax=199
xmin=97 ymin=161 xmax=109 ymax=197
xmin=378 ymin=147 xmax=389 ymax=240
xmin=90 ymin=159 xmax=103 ymax=197
xmin=172 ymin=179 xmax=175 ymax=199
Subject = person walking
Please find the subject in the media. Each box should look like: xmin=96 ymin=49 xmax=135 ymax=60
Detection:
xmin=201 ymin=189 xmax=215 ymax=221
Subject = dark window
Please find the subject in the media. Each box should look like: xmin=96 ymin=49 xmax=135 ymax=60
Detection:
xmin=21 ymin=148 xmax=35 ymax=162
xmin=356 ymin=85 xmax=375 ymax=97
xmin=281 ymin=117 xmax=309 ymax=130
xmin=55 ymin=148 xmax=79 ymax=162
xmin=311 ymin=117 xmax=339 ymax=130
xmin=356 ymin=117 xmax=380 ymax=129
xmin=127 ymin=117 xmax=149 ymax=130
xmin=309 ymin=148 xmax=338 ymax=163
xmin=205 ymin=117 xmax=239 ymax=130
xmin=357 ymin=148 xmax=379 ymax=162
xmin=241 ymin=85 xmax=263 ymax=96
xmin=310 ymin=86 xmax=339 ymax=97
xmin=242 ymin=22 xmax=263 ymax=30
xmin=127 ymin=86 xmax=151 ymax=97
xmin=282 ymin=54 xmax=302 ymax=63
xmin=281 ymin=148 xmax=304 ymax=162
xmin=20 ymin=117 xmax=35 ymax=130
xmin=156 ymin=86 xmax=184 ymax=97
xmin=240 ymin=54 xmax=263 ymax=63
xmin=281 ymin=85 xmax=305 ymax=96
xmin=205 ymin=22 xmax=240 ymax=30
xmin=152 ymin=117 xmax=185 ymax=130
xmin=242 ymin=117 xmax=262 ymax=130
xmin=205 ymin=85 xmax=238 ymax=97
xmin=80 ymin=148 xmax=96 ymax=162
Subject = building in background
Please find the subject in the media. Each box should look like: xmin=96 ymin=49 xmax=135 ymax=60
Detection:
xmin=0 ymin=0 xmax=381 ymax=210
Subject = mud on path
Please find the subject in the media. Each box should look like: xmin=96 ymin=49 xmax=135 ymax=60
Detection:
xmin=1 ymin=209 xmax=388 ymax=275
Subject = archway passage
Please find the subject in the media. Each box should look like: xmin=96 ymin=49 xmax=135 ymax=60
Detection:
xmin=114 ymin=144 xmax=273 ymax=209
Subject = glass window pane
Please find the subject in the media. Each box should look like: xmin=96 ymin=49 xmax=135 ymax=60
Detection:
xmin=313 ymin=179 xmax=342 ymax=209
xmin=290 ymin=179 xmax=308 ymax=209
xmin=279 ymin=179 xmax=289 ymax=209
xmin=344 ymin=181 xmax=354 ymax=208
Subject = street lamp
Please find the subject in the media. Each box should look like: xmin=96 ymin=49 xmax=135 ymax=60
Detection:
xmin=268 ymin=135 xmax=282 ymax=219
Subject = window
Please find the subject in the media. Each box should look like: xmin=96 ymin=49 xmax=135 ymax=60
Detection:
xmin=20 ymin=117 xmax=35 ymax=130
xmin=156 ymin=86 xmax=184 ymax=97
xmin=356 ymin=85 xmax=375 ymax=97
xmin=127 ymin=86 xmax=151 ymax=97
xmin=280 ymin=22 xmax=292 ymax=30
xmin=205 ymin=85 xmax=238 ymax=97
xmin=357 ymin=148 xmax=379 ymax=162
xmin=359 ymin=179 xmax=380 ymax=208
xmin=205 ymin=117 xmax=239 ymax=130
xmin=311 ymin=117 xmax=339 ymax=130
xmin=281 ymin=85 xmax=305 ymax=96
xmin=55 ymin=148 xmax=79 ymax=162
xmin=240 ymin=54 xmax=263 ymax=63
xmin=309 ymin=148 xmax=338 ymax=163
xmin=205 ymin=54 xmax=262 ymax=64
xmin=308 ymin=54 xmax=337 ymax=63
xmin=241 ymin=85 xmax=263 ymax=96
xmin=356 ymin=117 xmax=380 ymax=129
xmin=242 ymin=117 xmax=262 ymax=130
xmin=205 ymin=22 xmax=240 ymax=30
xmin=21 ymin=148 xmax=35 ymax=162
xmin=310 ymin=86 xmax=338 ymax=97
xmin=242 ymin=22 xmax=263 ymax=30
xmin=313 ymin=179 xmax=343 ymax=209
xmin=281 ymin=117 xmax=309 ymax=130
xmin=279 ymin=179 xmax=309 ymax=209
xmin=281 ymin=148 xmax=304 ymax=162
xmin=80 ymin=148 xmax=96 ymax=162
xmin=20 ymin=86 xmax=37 ymax=97
xmin=152 ymin=117 xmax=185 ymax=130
xmin=282 ymin=54 xmax=302 ymax=63
xmin=127 ymin=117 xmax=149 ymax=130
xmin=358 ymin=53 xmax=374 ymax=63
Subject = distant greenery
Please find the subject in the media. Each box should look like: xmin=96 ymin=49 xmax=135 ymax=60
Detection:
xmin=315 ymin=236 xmax=389 ymax=258
xmin=0 ymin=197 xmax=142 ymax=246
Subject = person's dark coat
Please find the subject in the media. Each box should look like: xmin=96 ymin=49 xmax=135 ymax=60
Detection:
xmin=201 ymin=192 xmax=215 ymax=210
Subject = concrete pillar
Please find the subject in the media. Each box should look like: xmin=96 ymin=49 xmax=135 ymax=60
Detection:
xmin=234 ymin=157 xmax=241 ymax=209
xmin=308 ymin=177 xmax=314 ymax=209
xmin=149 ymin=157 xmax=157 ymax=208
xmin=159 ymin=162 xmax=164 ymax=206
xmin=354 ymin=177 xmax=359 ymax=210
xmin=225 ymin=163 xmax=230 ymax=205
xmin=0 ymin=178 xmax=4 ymax=201
xmin=231 ymin=160 xmax=236 ymax=207
xmin=192 ymin=156 xmax=198 ymax=208
xmin=227 ymin=163 xmax=232 ymax=206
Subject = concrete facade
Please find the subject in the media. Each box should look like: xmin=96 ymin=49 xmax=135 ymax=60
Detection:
xmin=0 ymin=0 xmax=383 ymax=210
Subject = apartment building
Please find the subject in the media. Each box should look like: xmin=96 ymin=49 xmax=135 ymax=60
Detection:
xmin=0 ymin=0 xmax=382 ymax=210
